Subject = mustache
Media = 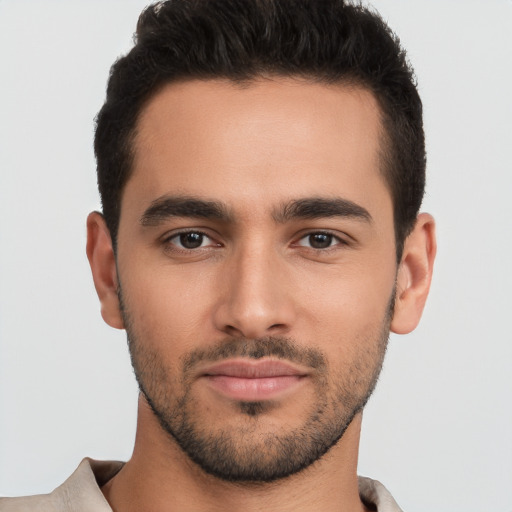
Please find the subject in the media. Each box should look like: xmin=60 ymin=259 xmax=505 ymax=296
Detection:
xmin=182 ymin=336 xmax=327 ymax=373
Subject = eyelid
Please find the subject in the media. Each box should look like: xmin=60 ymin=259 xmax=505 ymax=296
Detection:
xmin=293 ymin=230 xmax=350 ymax=249
xmin=161 ymin=228 xmax=222 ymax=251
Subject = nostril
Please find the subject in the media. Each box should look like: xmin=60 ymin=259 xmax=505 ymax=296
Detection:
xmin=224 ymin=324 xmax=244 ymax=337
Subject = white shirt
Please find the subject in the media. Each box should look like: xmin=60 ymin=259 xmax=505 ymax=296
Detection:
xmin=0 ymin=458 xmax=404 ymax=511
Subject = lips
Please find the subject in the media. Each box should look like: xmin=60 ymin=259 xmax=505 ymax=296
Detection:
xmin=200 ymin=359 xmax=308 ymax=401
xmin=203 ymin=360 xmax=305 ymax=378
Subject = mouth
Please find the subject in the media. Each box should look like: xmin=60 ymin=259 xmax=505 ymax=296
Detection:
xmin=199 ymin=359 xmax=309 ymax=401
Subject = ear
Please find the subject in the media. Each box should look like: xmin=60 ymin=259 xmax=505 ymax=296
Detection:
xmin=86 ymin=212 xmax=124 ymax=329
xmin=391 ymin=213 xmax=437 ymax=334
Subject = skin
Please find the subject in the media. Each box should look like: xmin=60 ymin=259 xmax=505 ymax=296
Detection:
xmin=87 ymin=78 xmax=436 ymax=512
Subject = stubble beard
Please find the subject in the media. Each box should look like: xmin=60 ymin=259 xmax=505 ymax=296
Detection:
xmin=121 ymin=294 xmax=392 ymax=484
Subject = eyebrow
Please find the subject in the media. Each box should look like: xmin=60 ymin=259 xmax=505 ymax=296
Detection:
xmin=139 ymin=195 xmax=372 ymax=227
xmin=140 ymin=195 xmax=232 ymax=226
xmin=273 ymin=197 xmax=372 ymax=224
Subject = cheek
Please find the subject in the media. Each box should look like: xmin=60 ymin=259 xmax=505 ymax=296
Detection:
xmin=299 ymin=262 xmax=395 ymax=325
xmin=120 ymin=260 xmax=216 ymax=355
xmin=295 ymin=260 xmax=395 ymax=367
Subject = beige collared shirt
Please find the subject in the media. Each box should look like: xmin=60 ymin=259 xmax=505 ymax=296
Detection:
xmin=0 ymin=459 xmax=403 ymax=511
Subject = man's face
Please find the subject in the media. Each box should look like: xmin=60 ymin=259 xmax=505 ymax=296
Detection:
xmin=115 ymin=79 xmax=397 ymax=481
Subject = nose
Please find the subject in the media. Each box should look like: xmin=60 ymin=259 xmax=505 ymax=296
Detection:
xmin=212 ymin=245 xmax=296 ymax=339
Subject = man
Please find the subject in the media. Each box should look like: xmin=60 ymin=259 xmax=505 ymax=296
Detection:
xmin=0 ymin=0 xmax=435 ymax=510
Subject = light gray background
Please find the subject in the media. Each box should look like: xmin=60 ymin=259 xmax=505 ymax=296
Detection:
xmin=1 ymin=1 xmax=511 ymax=510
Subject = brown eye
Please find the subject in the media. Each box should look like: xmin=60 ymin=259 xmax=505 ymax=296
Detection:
xmin=297 ymin=232 xmax=337 ymax=249
xmin=168 ymin=231 xmax=214 ymax=250
xmin=308 ymin=233 xmax=333 ymax=248
xmin=179 ymin=232 xmax=204 ymax=249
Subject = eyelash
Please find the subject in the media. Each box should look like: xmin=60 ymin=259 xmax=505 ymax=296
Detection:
xmin=294 ymin=231 xmax=347 ymax=251
xmin=162 ymin=229 xmax=349 ymax=254
xmin=162 ymin=230 xmax=220 ymax=252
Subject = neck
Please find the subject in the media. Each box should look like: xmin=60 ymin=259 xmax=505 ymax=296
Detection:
xmin=102 ymin=395 xmax=370 ymax=512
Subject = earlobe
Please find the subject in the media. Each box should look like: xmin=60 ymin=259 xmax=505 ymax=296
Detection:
xmin=391 ymin=213 xmax=436 ymax=335
xmin=86 ymin=212 xmax=125 ymax=330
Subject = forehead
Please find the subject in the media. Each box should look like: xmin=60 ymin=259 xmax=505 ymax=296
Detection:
xmin=126 ymin=78 xmax=389 ymax=220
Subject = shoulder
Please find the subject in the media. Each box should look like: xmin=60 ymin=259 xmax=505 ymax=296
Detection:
xmin=0 ymin=492 xmax=60 ymax=512
xmin=0 ymin=459 xmax=124 ymax=512
xmin=358 ymin=476 xmax=404 ymax=512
